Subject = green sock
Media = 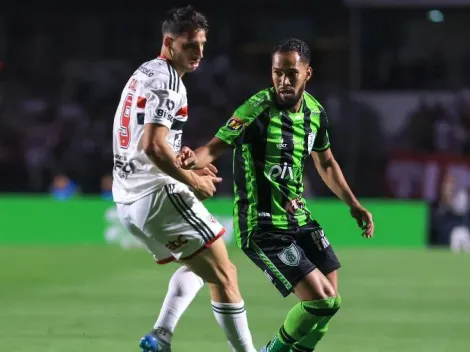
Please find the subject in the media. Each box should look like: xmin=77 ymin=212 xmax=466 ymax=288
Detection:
xmin=266 ymin=297 xmax=337 ymax=352
xmin=291 ymin=295 xmax=342 ymax=352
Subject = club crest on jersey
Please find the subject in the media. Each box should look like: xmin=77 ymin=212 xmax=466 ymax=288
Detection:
xmin=307 ymin=132 xmax=316 ymax=153
xmin=226 ymin=117 xmax=245 ymax=131
xmin=277 ymin=244 xmax=300 ymax=267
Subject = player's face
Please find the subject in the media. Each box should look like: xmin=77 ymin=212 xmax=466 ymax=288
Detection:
xmin=272 ymin=51 xmax=312 ymax=109
xmin=170 ymin=29 xmax=206 ymax=73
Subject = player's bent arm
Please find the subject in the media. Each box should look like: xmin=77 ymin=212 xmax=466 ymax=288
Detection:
xmin=142 ymin=124 xmax=201 ymax=189
xmin=191 ymin=137 xmax=230 ymax=169
xmin=311 ymin=148 xmax=360 ymax=208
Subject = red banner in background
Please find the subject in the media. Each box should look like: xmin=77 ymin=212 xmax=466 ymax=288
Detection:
xmin=386 ymin=151 xmax=470 ymax=201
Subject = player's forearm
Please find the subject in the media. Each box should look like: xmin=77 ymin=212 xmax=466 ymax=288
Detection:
xmin=190 ymin=146 xmax=216 ymax=169
xmin=316 ymin=159 xmax=360 ymax=208
xmin=145 ymin=143 xmax=200 ymax=188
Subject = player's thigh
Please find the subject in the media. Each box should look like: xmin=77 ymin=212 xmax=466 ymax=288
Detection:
xmin=116 ymin=196 xmax=175 ymax=264
xmin=242 ymin=230 xmax=317 ymax=298
xmin=151 ymin=183 xmax=225 ymax=257
xmin=326 ymin=270 xmax=339 ymax=293
xmin=181 ymin=236 xmax=236 ymax=286
xmin=298 ymin=223 xmax=341 ymax=280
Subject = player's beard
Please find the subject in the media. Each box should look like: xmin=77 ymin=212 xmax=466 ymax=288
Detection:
xmin=275 ymin=90 xmax=303 ymax=110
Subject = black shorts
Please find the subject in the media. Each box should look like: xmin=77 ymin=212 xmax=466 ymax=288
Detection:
xmin=242 ymin=221 xmax=341 ymax=297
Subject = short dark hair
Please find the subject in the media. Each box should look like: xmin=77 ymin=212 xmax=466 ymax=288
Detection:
xmin=272 ymin=38 xmax=311 ymax=64
xmin=162 ymin=5 xmax=209 ymax=36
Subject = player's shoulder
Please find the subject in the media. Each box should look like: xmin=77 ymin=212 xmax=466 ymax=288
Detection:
xmin=303 ymin=91 xmax=324 ymax=113
xmin=245 ymin=87 xmax=274 ymax=107
xmin=134 ymin=58 xmax=182 ymax=92
xmin=234 ymin=87 xmax=273 ymax=118
xmin=232 ymin=88 xmax=272 ymax=120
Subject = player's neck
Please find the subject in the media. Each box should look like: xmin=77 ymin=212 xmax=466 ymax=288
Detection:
xmin=158 ymin=50 xmax=185 ymax=77
xmin=289 ymin=101 xmax=302 ymax=113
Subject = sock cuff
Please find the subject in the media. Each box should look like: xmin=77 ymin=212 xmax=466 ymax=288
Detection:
xmin=334 ymin=295 xmax=342 ymax=308
xmin=211 ymin=300 xmax=244 ymax=308
xmin=301 ymin=298 xmax=338 ymax=316
xmin=211 ymin=300 xmax=246 ymax=315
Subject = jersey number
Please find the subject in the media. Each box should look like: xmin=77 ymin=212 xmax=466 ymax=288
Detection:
xmin=119 ymin=93 xmax=133 ymax=149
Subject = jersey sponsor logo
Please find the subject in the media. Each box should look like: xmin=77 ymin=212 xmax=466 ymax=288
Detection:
xmin=156 ymin=109 xmax=174 ymax=122
xmin=307 ymin=132 xmax=316 ymax=153
xmin=226 ymin=116 xmax=245 ymax=131
xmin=277 ymin=243 xmax=300 ymax=267
xmin=276 ymin=138 xmax=303 ymax=149
xmin=310 ymin=228 xmax=330 ymax=251
xmin=171 ymin=132 xmax=182 ymax=152
xmin=276 ymin=138 xmax=288 ymax=149
xmin=114 ymin=157 xmax=136 ymax=179
xmin=165 ymin=235 xmax=188 ymax=251
xmin=268 ymin=162 xmax=294 ymax=181
xmin=137 ymin=65 xmax=154 ymax=77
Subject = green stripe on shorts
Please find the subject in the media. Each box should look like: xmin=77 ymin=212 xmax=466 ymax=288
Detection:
xmin=249 ymin=240 xmax=292 ymax=291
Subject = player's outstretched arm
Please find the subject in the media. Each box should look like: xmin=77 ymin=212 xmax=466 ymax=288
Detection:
xmin=143 ymin=124 xmax=221 ymax=198
xmin=311 ymin=148 xmax=374 ymax=238
xmin=179 ymin=137 xmax=230 ymax=170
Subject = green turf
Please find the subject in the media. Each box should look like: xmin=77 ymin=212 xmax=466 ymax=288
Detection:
xmin=1 ymin=246 xmax=469 ymax=351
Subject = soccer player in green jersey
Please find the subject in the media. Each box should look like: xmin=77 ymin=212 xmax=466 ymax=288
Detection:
xmin=178 ymin=38 xmax=374 ymax=352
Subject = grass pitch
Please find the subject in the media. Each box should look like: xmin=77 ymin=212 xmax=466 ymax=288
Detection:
xmin=1 ymin=246 xmax=469 ymax=351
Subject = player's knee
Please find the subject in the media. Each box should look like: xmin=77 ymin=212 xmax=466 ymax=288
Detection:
xmin=302 ymin=294 xmax=341 ymax=319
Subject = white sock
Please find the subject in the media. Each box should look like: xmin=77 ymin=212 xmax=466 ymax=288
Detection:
xmin=211 ymin=300 xmax=257 ymax=352
xmin=153 ymin=266 xmax=204 ymax=345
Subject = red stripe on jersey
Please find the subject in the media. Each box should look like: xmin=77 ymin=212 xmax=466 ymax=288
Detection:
xmin=176 ymin=106 xmax=188 ymax=117
xmin=137 ymin=96 xmax=147 ymax=108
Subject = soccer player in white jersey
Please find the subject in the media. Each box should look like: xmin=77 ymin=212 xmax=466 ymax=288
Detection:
xmin=112 ymin=5 xmax=257 ymax=352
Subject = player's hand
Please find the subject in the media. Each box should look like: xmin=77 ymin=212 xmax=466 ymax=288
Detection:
xmin=192 ymin=164 xmax=218 ymax=177
xmin=176 ymin=146 xmax=197 ymax=169
xmin=350 ymin=205 xmax=374 ymax=238
xmin=194 ymin=174 xmax=222 ymax=199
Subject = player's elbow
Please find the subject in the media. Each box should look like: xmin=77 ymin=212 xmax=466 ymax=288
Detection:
xmin=143 ymin=140 xmax=165 ymax=162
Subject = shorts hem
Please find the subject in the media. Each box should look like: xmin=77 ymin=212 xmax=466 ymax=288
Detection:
xmin=180 ymin=228 xmax=226 ymax=261
xmin=319 ymin=263 xmax=342 ymax=276
xmin=155 ymin=256 xmax=176 ymax=265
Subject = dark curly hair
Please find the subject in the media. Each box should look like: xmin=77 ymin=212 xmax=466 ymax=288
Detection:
xmin=162 ymin=5 xmax=209 ymax=36
xmin=272 ymin=38 xmax=311 ymax=64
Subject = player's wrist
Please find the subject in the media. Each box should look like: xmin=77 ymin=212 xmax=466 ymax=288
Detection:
xmin=348 ymin=200 xmax=362 ymax=210
xmin=187 ymin=171 xmax=202 ymax=190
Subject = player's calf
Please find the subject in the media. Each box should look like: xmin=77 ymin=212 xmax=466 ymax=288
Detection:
xmin=263 ymin=270 xmax=341 ymax=352
xmin=150 ymin=266 xmax=205 ymax=348
xmin=183 ymin=238 xmax=257 ymax=352
xmin=291 ymin=295 xmax=342 ymax=352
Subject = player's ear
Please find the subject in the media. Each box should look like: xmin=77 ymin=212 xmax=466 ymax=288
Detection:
xmin=163 ymin=35 xmax=173 ymax=50
xmin=305 ymin=66 xmax=313 ymax=82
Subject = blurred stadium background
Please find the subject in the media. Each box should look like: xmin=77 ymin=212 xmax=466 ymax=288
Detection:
xmin=1 ymin=1 xmax=470 ymax=351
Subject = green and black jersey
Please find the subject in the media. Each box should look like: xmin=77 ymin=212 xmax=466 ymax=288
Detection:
xmin=215 ymin=87 xmax=331 ymax=248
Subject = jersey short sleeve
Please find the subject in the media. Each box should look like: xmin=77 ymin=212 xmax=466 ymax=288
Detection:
xmin=312 ymin=107 xmax=330 ymax=152
xmin=215 ymin=89 xmax=271 ymax=146
xmin=143 ymin=78 xmax=181 ymax=129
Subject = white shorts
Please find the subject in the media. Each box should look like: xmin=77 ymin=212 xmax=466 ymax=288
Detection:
xmin=116 ymin=183 xmax=225 ymax=264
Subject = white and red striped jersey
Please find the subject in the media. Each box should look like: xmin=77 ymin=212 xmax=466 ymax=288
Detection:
xmin=112 ymin=57 xmax=188 ymax=204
